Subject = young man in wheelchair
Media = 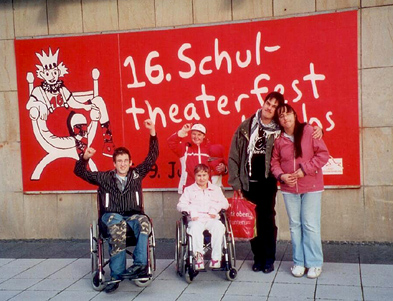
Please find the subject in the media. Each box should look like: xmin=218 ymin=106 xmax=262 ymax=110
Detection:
xmin=177 ymin=164 xmax=229 ymax=270
xmin=74 ymin=119 xmax=158 ymax=293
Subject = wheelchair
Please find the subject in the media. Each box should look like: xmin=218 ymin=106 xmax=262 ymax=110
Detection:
xmin=89 ymin=192 xmax=156 ymax=290
xmin=175 ymin=210 xmax=238 ymax=283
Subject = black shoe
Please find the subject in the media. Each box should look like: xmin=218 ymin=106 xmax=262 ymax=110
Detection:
xmin=105 ymin=281 xmax=120 ymax=293
xmin=252 ymin=262 xmax=263 ymax=272
xmin=121 ymin=265 xmax=147 ymax=279
xmin=262 ymin=263 xmax=274 ymax=274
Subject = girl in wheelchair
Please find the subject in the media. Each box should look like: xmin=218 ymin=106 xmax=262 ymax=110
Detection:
xmin=177 ymin=164 xmax=229 ymax=270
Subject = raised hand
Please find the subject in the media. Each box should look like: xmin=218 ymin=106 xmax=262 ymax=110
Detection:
xmin=83 ymin=147 xmax=96 ymax=160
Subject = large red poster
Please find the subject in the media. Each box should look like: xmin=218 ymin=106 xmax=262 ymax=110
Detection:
xmin=15 ymin=11 xmax=359 ymax=192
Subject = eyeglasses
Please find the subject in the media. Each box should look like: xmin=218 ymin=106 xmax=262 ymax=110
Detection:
xmin=278 ymin=112 xmax=294 ymax=119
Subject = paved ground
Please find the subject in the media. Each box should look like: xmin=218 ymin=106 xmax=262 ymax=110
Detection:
xmin=0 ymin=240 xmax=393 ymax=300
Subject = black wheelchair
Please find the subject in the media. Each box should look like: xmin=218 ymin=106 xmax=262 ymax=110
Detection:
xmin=175 ymin=210 xmax=237 ymax=283
xmin=89 ymin=192 xmax=156 ymax=290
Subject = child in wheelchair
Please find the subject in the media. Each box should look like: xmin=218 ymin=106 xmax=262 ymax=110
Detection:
xmin=177 ymin=163 xmax=229 ymax=270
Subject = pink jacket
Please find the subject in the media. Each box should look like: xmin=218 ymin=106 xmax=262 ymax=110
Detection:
xmin=270 ymin=124 xmax=330 ymax=194
xmin=177 ymin=182 xmax=229 ymax=222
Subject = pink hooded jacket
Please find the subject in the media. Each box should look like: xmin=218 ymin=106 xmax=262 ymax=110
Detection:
xmin=270 ymin=124 xmax=330 ymax=194
xmin=177 ymin=182 xmax=229 ymax=222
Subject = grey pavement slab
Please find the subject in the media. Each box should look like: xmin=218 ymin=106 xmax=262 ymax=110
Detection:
xmin=0 ymin=240 xmax=392 ymax=300
xmin=0 ymin=258 xmax=391 ymax=300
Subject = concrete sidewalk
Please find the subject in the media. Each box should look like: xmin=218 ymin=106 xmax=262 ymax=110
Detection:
xmin=0 ymin=240 xmax=392 ymax=300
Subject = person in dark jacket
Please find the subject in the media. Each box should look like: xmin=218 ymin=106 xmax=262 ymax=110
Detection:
xmin=74 ymin=119 xmax=158 ymax=293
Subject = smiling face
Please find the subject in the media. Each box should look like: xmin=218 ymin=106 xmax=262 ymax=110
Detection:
xmin=40 ymin=67 xmax=60 ymax=85
xmin=261 ymin=97 xmax=279 ymax=123
xmin=191 ymin=130 xmax=205 ymax=146
xmin=195 ymin=170 xmax=209 ymax=189
xmin=113 ymin=153 xmax=132 ymax=177
xmin=278 ymin=106 xmax=296 ymax=134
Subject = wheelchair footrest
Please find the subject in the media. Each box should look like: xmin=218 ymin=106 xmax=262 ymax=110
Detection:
xmin=132 ymin=274 xmax=152 ymax=281
xmin=106 ymin=279 xmax=122 ymax=285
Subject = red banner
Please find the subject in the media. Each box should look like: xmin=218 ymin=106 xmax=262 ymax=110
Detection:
xmin=15 ymin=11 xmax=359 ymax=192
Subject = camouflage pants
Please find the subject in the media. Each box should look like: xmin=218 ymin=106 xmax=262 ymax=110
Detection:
xmin=101 ymin=213 xmax=150 ymax=278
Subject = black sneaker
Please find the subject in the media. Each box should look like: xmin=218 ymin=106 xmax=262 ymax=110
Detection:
xmin=252 ymin=262 xmax=263 ymax=272
xmin=121 ymin=265 xmax=147 ymax=279
xmin=262 ymin=263 xmax=274 ymax=274
xmin=105 ymin=279 xmax=120 ymax=293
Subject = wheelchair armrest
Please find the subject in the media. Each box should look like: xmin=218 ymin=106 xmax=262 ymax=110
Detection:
xmin=181 ymin=211 xmax=189 ymax=224
xmin=219 ymin=209 xmax=228 ymax=224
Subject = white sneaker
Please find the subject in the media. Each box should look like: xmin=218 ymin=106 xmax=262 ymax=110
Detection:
xmin=291 ymin=265 xmax=305 ymax=277
xmin=307 ymin=267 xmax=322 ymax=279
xmin=209 ymin=259 xmax=221 ymax=269
xmin=194 ymin=252 xmax=205 ymax=270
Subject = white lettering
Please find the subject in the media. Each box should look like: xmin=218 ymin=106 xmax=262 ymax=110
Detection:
xmin=145 ymin=100 xmax=166 ymax=127
xmin=195 ymin=84 xmax=215 ymax=118
xmin=125 ymin=97 xmax=145 ymax=130
xmin=215 ymin=38 xmax=232 ymax=74
xmin=250 ymin=74 xmax=270 ymax=106
xmin=169 ymin=104 xmax=182 ymax=123
xmin=217 ymin=95 xmax=230 ymax=115
xmin=184 ymin=103 xmax=200 ymax=120
xmin=326 ymin=111 xmax=335 ymax=131
xmin=199 ymin=56 xmax=213 ymax=75
xmin=178 ymin=43 xmax=196 ymax=79
xmin=274 ymin=84 xmax=285 ymax=95
xmin=236 ymin=50 xmax=251 ymax=68
xmin=145 ymin=51 xmax=164 ymax=85
xmin=303 ymin=62 xmax=326 ymax=99
xmin=256 ymin=32 xmax=261 ymax=65
xmin=292 ymin=79 xmax=302 ymax=103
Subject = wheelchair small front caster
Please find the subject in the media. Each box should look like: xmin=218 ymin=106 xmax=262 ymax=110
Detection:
xmin=226 ymin=268 xmax=238 ymax=281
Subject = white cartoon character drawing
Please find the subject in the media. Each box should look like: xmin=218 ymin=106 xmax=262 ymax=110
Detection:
xmin=26 ymin=47 xmax=115 ymax=180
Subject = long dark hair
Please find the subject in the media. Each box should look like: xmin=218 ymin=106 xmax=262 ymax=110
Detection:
xmin=276 ymin=104 xmax=306 ymax=158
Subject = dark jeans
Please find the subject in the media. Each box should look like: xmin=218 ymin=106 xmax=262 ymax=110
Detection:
xmin=242 ymin=177 xmax=278 ymax=266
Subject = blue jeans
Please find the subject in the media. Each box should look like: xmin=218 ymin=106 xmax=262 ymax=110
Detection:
xmin=283 ymin=192 xmax=323 ymax=268
xmin=101 ymin=213 xmax=149 ymax=280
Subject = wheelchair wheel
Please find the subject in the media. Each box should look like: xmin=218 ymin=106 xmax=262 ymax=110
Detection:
xmin=227 ymin=232 xmax=236 ymax=269
xmin=134 ymin=276 xmax=152 ymax=287
xmin=225 ymin=237 xmax=238 ymax=281
xmin=226 ymin=268 xmax=238 ymax=281
xmin=91 ymin=270 xmax=106 ymax=291
xmin=224 ymin=214 xmax=237 ymax=281
xmin=149 ymin=227 xmax=157 ymax=272
xmin=175 ymin=220 xmax=186 ymax=276
xmin=185 ymin=266 xmax=198 ymax=284
xmin=90 ymin=221 xmax=99 ymax=273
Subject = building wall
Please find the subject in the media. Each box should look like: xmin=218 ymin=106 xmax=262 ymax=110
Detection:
xmin=1 ymin=0 xmax=392 ymax=241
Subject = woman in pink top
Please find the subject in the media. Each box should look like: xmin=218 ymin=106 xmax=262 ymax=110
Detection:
xmin=271 ymin=104 xmax=329 ymax=279
xmin=177 ymin=164 xmax=229 ymax=270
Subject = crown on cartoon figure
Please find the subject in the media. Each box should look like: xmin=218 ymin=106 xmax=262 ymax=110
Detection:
xmin=36 ymin=48 xmax=59 ymax=70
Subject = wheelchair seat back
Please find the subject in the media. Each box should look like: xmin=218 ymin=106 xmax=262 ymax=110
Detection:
xmin=96 ymin=190 xmax=139 ymax=247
